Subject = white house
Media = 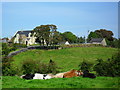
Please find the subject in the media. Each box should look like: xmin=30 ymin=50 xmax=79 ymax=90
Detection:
xmin=13 ymin=30 xmax=37 ymax=46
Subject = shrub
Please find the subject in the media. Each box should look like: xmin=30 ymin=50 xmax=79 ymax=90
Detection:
xmin=2 ymin=43 xmax=10 ymax=56
xmin=47 ymin=59 xmax=59 ymax=74
xmin=36 ymin=62 xmax=48 ymax=74
xmin=93 ymin=52 xmax=120 ymax=77
xmin=2 ymin=43 xmax=27 ymax=56
xmin=93 ymin=59 xmax=108 ymax=76
xmin=79 ymin=60 xmax=93 ymax=71
xmin=2 ymin=57 xmax=16 ymax=76
xmin=21 ymin=59 xmax=37 ymax=74
xmin=21 ymin=59 xmax=59 ymax=75
xmin=12 ymin=43 xmax=27 ymax=48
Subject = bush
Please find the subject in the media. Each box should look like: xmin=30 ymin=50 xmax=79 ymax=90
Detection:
xmin=47 ymin=59 xmax=59 ymax=74
xmin=2 ymin=56 xmax=60 ymax=76
xmin=93 ymin=52 xmax=120 ymax=77
xmin=2 ymin=57 xmax=17 ymax=76
xmin=2 ymin=43 xmax=10 ymax=56
xmin=21 ymin=59 xmax=59 ymax=75
xmin=12 ymin=43 xmax=27 ymax=48
xmin=21 ymin=59 xmax=37 ymax=74
xmin=79 ymin=60 xmax=93 ymax=71
xmin=2 ymin=43 xmax=27 ymax=56
xmin=93 ymin=59 xmax=108 ymax=76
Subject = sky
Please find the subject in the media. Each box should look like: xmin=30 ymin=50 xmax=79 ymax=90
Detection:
xmin=2 ymin=2 xmax=118 ymax=38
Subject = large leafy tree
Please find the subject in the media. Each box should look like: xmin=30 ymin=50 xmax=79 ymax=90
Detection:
xmin=61 ymin=31 xmax=77 ymax=43
xmin=95 ymin=29 xmax=114 ymax=41
xmin=87 ymin=31 xmax=100 ymax=42
xmin=87 ymin=29 xmax=114 ymax=43
xmin=33 ymin=25 xmax=50 ymax=46
xmin=52 ymin=31 xmax=63 ymax=45
xmin=33 ymin=24 xmax=58 ymax=46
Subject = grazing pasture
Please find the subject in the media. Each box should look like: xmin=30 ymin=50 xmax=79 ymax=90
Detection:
xmin=2 ymin=47 xmax=119 ymax=88
xmin=12 ymin=47 xmax=118 ymax=72
xmin=2 ymin=76 xmax=119 ymax=88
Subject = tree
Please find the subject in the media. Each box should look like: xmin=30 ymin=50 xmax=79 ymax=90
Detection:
xmin=87 ymin=29 xmax=114 ymax=45
xmin=78 ymin=36 xmax=85 ymax=43
xmin=48 ymin=25 xmax=57 ymax=45
xmin=87 ymin=31 xmax=100 ymax=42
xmin=52 ymin=31 xmax=63 ymax=45
xmin=61 ymin=31 xmax=77 ymax=43
xmin=95 ymin=29 xmax=114 ymax=41
xmin=33 ymin=24 xmax=57 ymax=46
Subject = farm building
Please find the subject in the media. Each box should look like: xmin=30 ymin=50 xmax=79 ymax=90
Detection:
xmin=89 ymin=38 xmax=107 ymax=46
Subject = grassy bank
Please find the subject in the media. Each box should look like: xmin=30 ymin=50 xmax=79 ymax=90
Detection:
xmin=12 ymin=47 xmax=118 ymax=72
xmin=2 ymin=76 xmax=119 ymax=88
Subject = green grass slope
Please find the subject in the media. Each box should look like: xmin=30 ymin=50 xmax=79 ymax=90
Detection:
xmin=12 ymin=47 xmax=118 ymax=72
xmin=2 ymin=76 xmax=119 ymax=88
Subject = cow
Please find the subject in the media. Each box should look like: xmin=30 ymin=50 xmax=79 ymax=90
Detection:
xmin=20 ymin=73 xmax=53 ymax=80
xmin=53 ymin=71 xmax=70 ymax=78
xmin=63 ymin=69 xmax=83 ymax=78
xmin=82 ymin=70 xmax=96 ymax=78
xmin=53 ymin=72 xmax=65 ymax=78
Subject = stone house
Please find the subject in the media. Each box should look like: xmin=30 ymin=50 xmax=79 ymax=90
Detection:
xmin=89 ymin=38 xmax=107 ymax=46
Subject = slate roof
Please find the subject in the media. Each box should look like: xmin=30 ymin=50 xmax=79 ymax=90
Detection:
xmin=90 ymin=38 xmax=104 ymax=43
xmin=15 ymin=30 xmax=33 ymax=37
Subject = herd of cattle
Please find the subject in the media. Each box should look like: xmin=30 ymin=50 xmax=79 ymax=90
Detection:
xmin=20 ymin=69 xmax=96 ymax=80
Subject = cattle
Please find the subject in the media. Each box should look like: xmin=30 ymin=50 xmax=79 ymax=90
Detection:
xmin=53 ymin=71 xmax=69 ymax=78
xmin=20 ymin=73 xmax=53 ymax=80
xmin=63 ymin=69 xmax=83 ymax=78
xmin=82 ymin=70 xmax=96 ymax=78
xmin=53 ymin=72 xmax=65 ymax=78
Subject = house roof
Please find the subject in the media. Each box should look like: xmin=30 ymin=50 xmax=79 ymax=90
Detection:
xmin=15 ymin=30 xmax=33 ymax=37
xmin=90 ymin=38 xmax=104 ymax=43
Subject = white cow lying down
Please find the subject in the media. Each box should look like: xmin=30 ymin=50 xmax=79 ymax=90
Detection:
xmin=20 ymin=73 xmax=53 ymax=80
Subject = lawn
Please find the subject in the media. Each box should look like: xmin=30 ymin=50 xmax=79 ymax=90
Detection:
xmin=2 ymin=76 xmax=119 ymax=88
xmin=12 ymin=47 xmax=118 ymax=72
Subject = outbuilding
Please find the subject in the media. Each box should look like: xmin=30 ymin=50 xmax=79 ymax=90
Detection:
xmin=89 ymin=38 xmax=107 ymax=46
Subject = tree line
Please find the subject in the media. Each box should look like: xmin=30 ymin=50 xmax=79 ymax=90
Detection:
xmin=1 ymin=24 xmax=119 ymax=47
xmin=33 ymin=24 xmax=119 ymax=48
xmin=33 ymin=24 xmax=85 ymax=46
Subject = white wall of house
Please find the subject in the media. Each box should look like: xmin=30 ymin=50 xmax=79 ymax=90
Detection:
xmin=101 ymin=38 xmax=107 ymax=46
xmin=14 ymin=34 xmax=20 ymax=43
xmin=92 ymin=42 xmax=101 ymax=44
xmin=13 ymin=32 xmax=37 ymax=46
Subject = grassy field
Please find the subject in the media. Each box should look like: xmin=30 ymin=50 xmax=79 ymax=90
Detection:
xmin=2 ymin=47 xmax=119 ymax=88
xmin=2 ymin=76 xmax=119 ymax=88
xmin=12 ymin=47 xmax=118 ymax=72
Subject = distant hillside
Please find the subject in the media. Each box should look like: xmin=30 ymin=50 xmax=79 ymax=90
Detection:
xmin=12 ymin=47 xmax=118 ymax=72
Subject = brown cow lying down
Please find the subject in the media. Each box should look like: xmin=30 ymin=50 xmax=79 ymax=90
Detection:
xmin=53 ymin=69 xmax=83 ymax=78
xmin=63 ymin=69 xmax=83 ymax=78
xmin=53 ymin=70 xmax=71 ymax=78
